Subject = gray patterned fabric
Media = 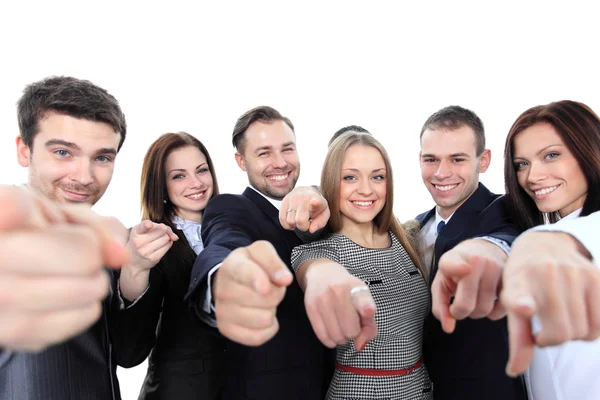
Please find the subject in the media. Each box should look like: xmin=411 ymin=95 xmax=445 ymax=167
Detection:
xmin=292 ymin=231 xmax=433 ymax=400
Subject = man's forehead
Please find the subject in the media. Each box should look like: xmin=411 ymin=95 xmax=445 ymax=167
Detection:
xmin=34 ymin=114 xmax=120 ymax=150
xmin=245 ymin=121 xmax=295 ymax=147
xmin=421 ymin=128 xmax=476 ymax=154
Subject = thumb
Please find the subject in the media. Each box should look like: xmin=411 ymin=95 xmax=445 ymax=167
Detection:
xmin=308 ymin=197 xmax=330 ymax=233
xmin=135 ymin=220 xmax=154 ymax=235
xmin=247 ymin=241 xmax=293 ymax=289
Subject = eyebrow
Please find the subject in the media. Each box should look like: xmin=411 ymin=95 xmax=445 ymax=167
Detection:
xmin=343 ymin=168 xmax=387 ymax=173
xmin=536 ymin=144 xmax=564 ymax=155
xmin=421 ymin=152 xmax=471 ymax=158
xmin=45 ymin=139 xmax=117 ymax=157
xmin=168 ymin=163 xmax=208 ymax=174
xmin=514 ymin=144 xmax=565 ymax=159
xmin=45 ymin=139 xmax=80 ymax=150
xmin=254 ymin=142 xmax=296 ymax=153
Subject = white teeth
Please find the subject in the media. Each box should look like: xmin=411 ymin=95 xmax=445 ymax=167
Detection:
xmin=187 ymin=193 xmax=204 ymax=199
xmin=353 ymin=201 xmax=373 ymax=206
xmin=269 ymin=174 xmax=288 ymax=181
xmin=435 ymin=184 xmax=458 ymax=191
xmin=534 ymin=185 xmax=559 ymax=196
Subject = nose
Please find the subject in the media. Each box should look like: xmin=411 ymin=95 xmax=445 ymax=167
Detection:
xmin=434 ymin=159 xmax=452 ymax=180
xmin=71 ymin=158 xmax=94 ymax=186
xmin=272 ymin=151 xmax=288 ymax=169
xmin=526 ymin=161 xmax=547 ymax=185
xmin=190 ymin=173 xmax=205 ymax=188
xmin=357 ymin=179 xmax=373 ymax=196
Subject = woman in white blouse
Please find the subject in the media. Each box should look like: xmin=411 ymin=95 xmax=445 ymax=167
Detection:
xmin=111 ymin=132 xmax=225 ymax=400
xmin=503 ymin=100 xmax=600 ymax=400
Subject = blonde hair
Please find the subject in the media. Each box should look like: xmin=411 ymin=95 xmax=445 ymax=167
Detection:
xmin=322 ymin=132 xmax=424 ymax=276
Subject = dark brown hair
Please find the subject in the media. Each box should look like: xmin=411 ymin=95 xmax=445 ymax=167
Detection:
xmin=231 ymin=106 xmax=294 ymax=154
xmin=504 ymin=100 xmax=600 ymax=231
xmin=321 ymin=131 xmax=424 ymax=277
xmin=141 ymin=132 xmax=219 ymax=265
xmin=17 ymin=76 xmax=127 ymax=151
xmin=420 ymin=105 xmax=485 ymax=156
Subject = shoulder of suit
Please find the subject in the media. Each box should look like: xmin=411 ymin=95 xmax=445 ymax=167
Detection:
xmin=206 ymin=193 xmax=250 ymax=211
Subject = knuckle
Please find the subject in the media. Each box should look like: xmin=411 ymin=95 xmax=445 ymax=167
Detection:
xmin=550 ymin=326 xmax=571 ymax=344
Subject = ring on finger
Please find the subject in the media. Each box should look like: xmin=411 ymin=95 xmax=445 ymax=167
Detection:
xmin=350 ymin=286 xmax=369 ymax=296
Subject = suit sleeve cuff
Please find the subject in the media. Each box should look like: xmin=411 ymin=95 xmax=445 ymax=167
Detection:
xmin=117 ymin=279 xmax=150 ymax=310
xmin=0 ymin=349 xmax=12 ymax=369
xmin=478 ymin=236 xmax=511 ymax=256
xmin=205 ymin=263 xmax=221 ymax=314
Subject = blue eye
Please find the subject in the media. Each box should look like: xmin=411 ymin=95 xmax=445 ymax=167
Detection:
xmin=173 ymin=174 xmax=184 ymax=179
xmin=514 ymin=161 xmax=528 ymax=170
xmin=198 ymin=168 xmax=209 ymax=174
xmin=343 ymin=175 xmax=356 ymax=181
xmin=545 ymin=152 xmax=559 ymax=160
xmin=373 ymin=175 xmax=385 ymax=181
xmin=55 ymin=149 xmax=69 ymax=157
xmin=96 ymin=155 xmax=112 ymax=163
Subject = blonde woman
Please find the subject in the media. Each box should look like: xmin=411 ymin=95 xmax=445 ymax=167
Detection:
xmin=291 ymin=132 xmax=432 ymax=399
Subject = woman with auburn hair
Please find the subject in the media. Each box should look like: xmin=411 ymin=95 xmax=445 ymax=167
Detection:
xmin=503 ymin=100 xmax=600 ymax=400
xmin=111 ymin=132 xmax=224 ymax=400
xmin=291 ymin=132 xmax=432 ymax=399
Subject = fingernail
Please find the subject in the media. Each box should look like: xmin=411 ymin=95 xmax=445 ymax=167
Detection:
xmin=505 ymin=365 xmax=517 ymax=377
xmin=516 ymin=296 xmax=536 ymax=309
xmin=273 ymin=269 xmax=292 ymax=281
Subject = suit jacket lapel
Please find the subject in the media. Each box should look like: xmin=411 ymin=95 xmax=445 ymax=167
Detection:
xmin=242 ymin=187 xmax=300 ymax=252
xmin=416 ymin=207 xmax=436 ymax=228
xmin=434 ymin=183 xmax=493 ymax=259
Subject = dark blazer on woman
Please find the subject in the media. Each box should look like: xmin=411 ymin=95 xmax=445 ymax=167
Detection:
xmin=110 ymin=232 xmax=224 ymax=400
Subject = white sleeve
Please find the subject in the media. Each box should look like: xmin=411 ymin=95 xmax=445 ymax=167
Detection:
xmin=530 ymin=211 xmax=600 ymax=266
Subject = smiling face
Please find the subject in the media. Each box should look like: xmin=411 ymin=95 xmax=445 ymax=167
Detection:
xmin=513 ymin=122 xmax=588 ymax=218
xmin=164 ymin=145 xmax=214 ymax=223
xmin=338 ymin=144 xmax=387 ymax=229
xmin=16 ymin=112 xmax=120 ymax=205
xmin=235 ymin=120 xmax=300 ymax=200
xmin=420 ymin=125 xmax=490 ymax=219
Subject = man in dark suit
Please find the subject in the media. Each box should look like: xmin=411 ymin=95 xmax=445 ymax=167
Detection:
xmin=0 ymin=76 xmax=128 ymax=400
xmin=416 ymin=106 xmax=528 ymax=400
xmin=186 ymin=106 xmax=333 ymax=400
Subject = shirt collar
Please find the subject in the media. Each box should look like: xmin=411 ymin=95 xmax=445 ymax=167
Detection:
xmin=435 ymin=208 xmax=454 ymax=227
xmin=560 ymin=207 xmax=582 ymax=221
xmin=248 ymin=185 xmax=283 ymax=211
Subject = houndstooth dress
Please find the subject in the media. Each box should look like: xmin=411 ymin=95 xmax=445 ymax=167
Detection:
xmin=291 ymin=231 xmax=433 ymax=400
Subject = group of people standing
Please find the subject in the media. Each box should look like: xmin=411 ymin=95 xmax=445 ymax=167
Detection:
xmin=0 ymin=75 xmax=598 ymax=400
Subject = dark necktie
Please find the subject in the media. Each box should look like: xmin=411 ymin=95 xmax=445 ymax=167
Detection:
xmin=430 ymin=220 xmax=446 ymax=285
xmin=437 ymin=220 xmax=446 ymax=235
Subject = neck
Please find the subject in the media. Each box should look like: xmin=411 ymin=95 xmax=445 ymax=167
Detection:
xmin=176 ymin=210 xmax=203 ymax=223
xmin=339 ymin=218 xmax=387 ymax=248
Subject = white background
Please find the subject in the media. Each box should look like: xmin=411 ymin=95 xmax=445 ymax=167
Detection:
xmin=1 ymin=1 xmax=598 ymax=398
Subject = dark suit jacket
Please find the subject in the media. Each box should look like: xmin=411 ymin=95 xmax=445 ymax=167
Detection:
xmin=186 ymin=187 xmax=334 ymax=400
xmin=0 ymin=272 xmax=121 ymax=400
xmin=416 ymin=183 xmax=527 ymax=400
xmin=110 ymin=232 xmax=225 ymax=400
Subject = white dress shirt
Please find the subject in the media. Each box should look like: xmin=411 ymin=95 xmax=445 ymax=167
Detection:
xmin=420 ymin=209 xmax=452 ymax=273
xmin=525 ymin=209 xmax=600 ymax=400
xmin=419 ymin=208 xmax=511 ymax=277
